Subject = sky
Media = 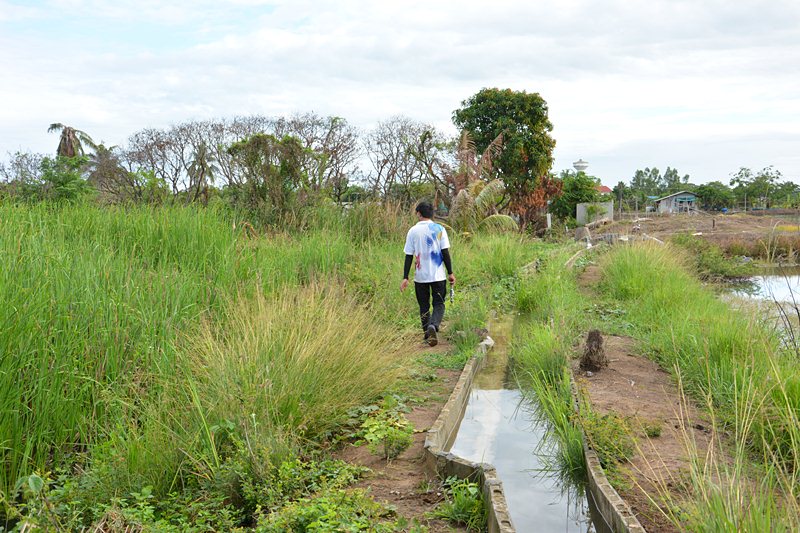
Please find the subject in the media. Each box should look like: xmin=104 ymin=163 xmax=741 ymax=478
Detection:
xmin=1 ymin=0 xmax=799 ymax=186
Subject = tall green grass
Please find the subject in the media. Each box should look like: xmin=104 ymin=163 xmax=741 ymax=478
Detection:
xmin=0 ymin=203 xmax=393 ymax=508
xmin=599 ymin=244 xmax=799 ymax=459
xmin=599 ymin=243 xmax=800 ymax=530
xmin=81 ymin=285 xmax=403 ymax=501
xmin=512 ymin=251 xmax=588 ymax=486
xmin=0 ymin=201 xmax=537 ymax=522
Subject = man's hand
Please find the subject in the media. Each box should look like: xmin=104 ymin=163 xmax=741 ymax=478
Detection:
xmin=400 ymin=278 xmax=409 ymax=292
xmin=448 ymin=273 xmax=456 ymax=286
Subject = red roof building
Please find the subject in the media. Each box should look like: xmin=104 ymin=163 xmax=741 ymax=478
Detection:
xmin=596 ymin=185 xmax=612 ymax=194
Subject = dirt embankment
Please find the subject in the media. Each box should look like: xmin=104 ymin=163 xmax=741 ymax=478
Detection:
xmin=575 ymin=266 xmax=719 ymax=532
xmin=335 ymin=337 xmax=464 ymax=532
xmin=573 ymin=335 xmax=713 ymax=532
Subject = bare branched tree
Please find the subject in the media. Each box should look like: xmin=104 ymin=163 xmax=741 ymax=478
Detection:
xmin=125 ymin=128 xmax=186 ymax=195
xmin=364 ymin=116 xmax=434 ymax=203
xmin=273 ymin=113 xmax=362 ymax=200
xmin=0 ymin=151 xmax=45 ymax=184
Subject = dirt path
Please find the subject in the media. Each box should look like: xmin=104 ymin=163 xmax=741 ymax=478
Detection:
xmin=573 ymin=335 xmax=712 ymax=532
xmin=575 ymin=266 xmax=716 ymax=532
xmin=335 ymin=337 xmax=464 ymax=531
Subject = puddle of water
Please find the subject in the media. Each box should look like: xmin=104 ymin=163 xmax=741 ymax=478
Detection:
xmin=731 ymin=267 xmax=800 ymax=302
xmin=448 ymin=316 xmax=604 ymax=533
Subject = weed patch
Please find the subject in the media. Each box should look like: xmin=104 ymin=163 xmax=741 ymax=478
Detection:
xmin=429 ymin=476 xmax=487 ymax=532
xmin=671 ymin=233 xmax=754 ymax=280
xmin=256 ymin=488 xmax=398 ymax=532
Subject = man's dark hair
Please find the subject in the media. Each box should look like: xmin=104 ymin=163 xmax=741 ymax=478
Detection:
xmin=415 ymin=201 xmax=434 ymax=219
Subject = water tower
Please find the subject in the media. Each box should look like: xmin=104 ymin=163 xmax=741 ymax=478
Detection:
xmin=573 ymin=159 xmax=589 ymax=173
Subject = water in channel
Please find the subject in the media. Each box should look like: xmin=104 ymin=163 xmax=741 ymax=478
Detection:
xmin=448 ymin=316 xmax=607 ymax=533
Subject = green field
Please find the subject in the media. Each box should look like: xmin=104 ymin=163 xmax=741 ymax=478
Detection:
xmin=0 ymin=202 xmax=540 ymax=530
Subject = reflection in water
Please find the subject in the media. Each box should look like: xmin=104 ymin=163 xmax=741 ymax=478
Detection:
xmin=450 ymin=388 xmax=595 ymax=532
xmin=728 ymin=270 xmax=800 ymax=355
xmin=732 ymin=268 xmax=800 ymax=303
xmin=448 ymin=316 xmax=605 ymax=533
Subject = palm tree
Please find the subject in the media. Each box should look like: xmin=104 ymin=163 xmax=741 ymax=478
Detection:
xmin=85 ymin=143 xmax=129 ymax=198
xmin=187 ymin=143 xmax=219 ymax=205
xmin=48 ymin=123 xmax=96 ymax=158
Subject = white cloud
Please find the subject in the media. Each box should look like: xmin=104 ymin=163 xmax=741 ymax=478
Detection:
xmin=1 ymin=0 xmax=798 ymax=183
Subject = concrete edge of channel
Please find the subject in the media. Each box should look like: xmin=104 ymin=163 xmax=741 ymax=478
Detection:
xmin=423 ymin=337 xmax=516 ymax=533
xmin=570 ymin=380 xmax=647 ymax=533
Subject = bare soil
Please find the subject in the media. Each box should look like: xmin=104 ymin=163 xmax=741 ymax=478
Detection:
xmin=573 ymin=335 xmax=715 ymax=532
xmin=598 ymin=212 xmax=789 ymax=245
xmin=335 ymin=336 xmax=464 ymax=532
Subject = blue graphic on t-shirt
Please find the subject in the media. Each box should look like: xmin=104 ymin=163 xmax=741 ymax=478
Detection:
xmin=428 ymin=222 xmax=444 ymax=239
xmin=427 ymin=223 xmax=444 ymax=266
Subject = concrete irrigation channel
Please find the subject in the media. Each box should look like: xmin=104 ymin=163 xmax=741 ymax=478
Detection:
xmin=424 ymin=315 xmax=619 ymax=532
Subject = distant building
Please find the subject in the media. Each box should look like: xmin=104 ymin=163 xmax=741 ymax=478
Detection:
xmin=596 ymin=185 xmax=612 ymax=194
xmin=654 ymin=191 xmax=697 ymax=214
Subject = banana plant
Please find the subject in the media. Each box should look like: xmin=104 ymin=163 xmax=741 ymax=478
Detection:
xmin=448 ymin=131 xmax=518 ymax=233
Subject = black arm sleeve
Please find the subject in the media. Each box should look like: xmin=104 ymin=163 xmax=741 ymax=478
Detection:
xmin=403 ymin=254 xmax=413 ymax=280
xmin=442 ymin=248 xmax=453 ymax=275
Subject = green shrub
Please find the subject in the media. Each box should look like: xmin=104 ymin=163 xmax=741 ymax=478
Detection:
xmin=671 ymin=233 xmax=754 ymax=280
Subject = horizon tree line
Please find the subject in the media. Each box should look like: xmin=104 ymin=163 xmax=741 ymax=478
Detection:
xmin=2 ymin=91 xmax=794 ymax=225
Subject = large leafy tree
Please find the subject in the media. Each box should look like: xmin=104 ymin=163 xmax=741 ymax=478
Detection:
xmin=694 ymin=181 xmax=735 ymax=210
xmin=628 ymin=166 xmax=691 ymax=204
xmin=227 ymin=133 xmax=310 ymax=216
xmin=548 ymin=170 xmax=601 ymax=220
xmin=47 ymin=123 xmax=96 ymax=158
xmin=730 ymin=166 xmax=782 ymax=209
xmin=452 ymin=88 xmax=556 ymax=203
xmin=629 ymin=168 xmax=662 ymax=200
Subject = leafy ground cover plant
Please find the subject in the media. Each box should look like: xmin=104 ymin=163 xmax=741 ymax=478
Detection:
xmin=428 ymin=476 xmax=487 ymax=532
xmin=360 ymin=411 xmax=414 ymax=461
xmin=256 ymin=488 xmax=399 ymax=532
xmin=346 ymin=395 xmax=414 ymax=461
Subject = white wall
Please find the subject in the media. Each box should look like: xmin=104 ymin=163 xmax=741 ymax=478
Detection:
xmin=576 ymin=201 xmax=614 ymax=225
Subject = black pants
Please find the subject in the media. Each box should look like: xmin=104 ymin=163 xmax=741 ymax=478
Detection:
xmin=415 ymin=280 xmax=447 ymax=332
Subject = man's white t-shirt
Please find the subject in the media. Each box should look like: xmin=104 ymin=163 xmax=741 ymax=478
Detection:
xmin=404 ymin=220 xmax=451 ymax=283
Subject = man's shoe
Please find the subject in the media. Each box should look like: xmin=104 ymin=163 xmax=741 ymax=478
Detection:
xmin=423 ymin=327 xmax=430 ymax=340
xmin=426 ymin=325 xmax=438 ymax=347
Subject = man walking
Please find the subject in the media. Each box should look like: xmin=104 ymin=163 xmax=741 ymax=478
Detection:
xmin=400 ymin=201 xmax=456 ymax=346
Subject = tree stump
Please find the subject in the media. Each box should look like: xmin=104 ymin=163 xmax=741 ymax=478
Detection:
xmin=580 ymin=330 xmax=608 ymax=371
